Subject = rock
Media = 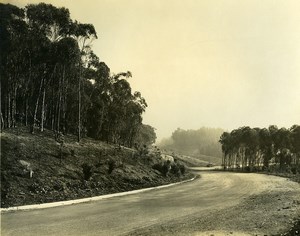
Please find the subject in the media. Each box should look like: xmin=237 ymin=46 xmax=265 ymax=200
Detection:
xmin=19 ymin=160 xmax=31 ymax=168
xmin=19 ymin=160 xmax=34 ymax=178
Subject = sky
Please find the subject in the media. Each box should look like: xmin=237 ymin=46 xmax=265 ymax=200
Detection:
xmin=5 ymin=0 xmax=300 ymax=141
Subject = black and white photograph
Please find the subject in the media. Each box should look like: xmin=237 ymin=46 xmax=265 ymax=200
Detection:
xmin=1 ymin=0 xmax=300 ymax=235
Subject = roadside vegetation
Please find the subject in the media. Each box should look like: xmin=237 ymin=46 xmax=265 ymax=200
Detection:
xmin=0 ymin=3 xmax=193 ymax=208
xmin=219 ymin=125 xmax=300 ymax=175
xmin=1 ymin=127 xmax=192 ymax=208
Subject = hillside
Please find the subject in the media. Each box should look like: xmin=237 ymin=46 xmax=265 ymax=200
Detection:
xmin=1 ymin=127 xmax=192 ymax=208
xmin=163 ymin=151 xmax=222 ymax=167
xmin=178 ymin=154 xmax=222 ymax=166
xmin=158 ymin=127 xmax=224 ymax=162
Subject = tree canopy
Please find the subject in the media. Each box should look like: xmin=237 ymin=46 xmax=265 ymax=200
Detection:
xmin=0 ymin=3 xmax=154 ymax=147
xmin=219 ymin=125 xmax=300 ymax=172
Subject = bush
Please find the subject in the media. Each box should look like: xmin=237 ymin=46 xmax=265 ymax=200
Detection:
xmin=152 ymin=163 xmax=163 ymax=172
xmin=81 ymin=163 xmax=93 ymax=180
xmin=134 ymin=144 xmax=149 ymax=158
xmin=152 ymin=161 xmax=170 ymax=177
xmin=162 ymin=162 xmax=171 ymax=176
xmin=108 ymin=159 xmax=116 ymax=174
xmin=179 ymin=164 xmax=186 ymax=175
xmin=170 ymin=163 xmax=180 ymax=176
xmin=291 ymin=166 xmax=299 ymax=175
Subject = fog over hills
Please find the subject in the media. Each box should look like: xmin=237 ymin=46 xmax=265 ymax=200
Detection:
xmin=158 ymin=127 xmax=223 ymax=158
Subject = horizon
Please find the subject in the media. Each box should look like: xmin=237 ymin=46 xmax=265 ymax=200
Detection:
xmin=6 ymin=0 xmax=300 ymax=141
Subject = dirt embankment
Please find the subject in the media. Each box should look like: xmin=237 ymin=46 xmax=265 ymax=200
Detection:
xmin=1 ymin=128 xmax=193 ymax=208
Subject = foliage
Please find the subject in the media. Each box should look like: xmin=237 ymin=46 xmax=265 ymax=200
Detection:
xmin=219 ymin=125 xmax=300 ymax=172
xmin=107 ymin=159 xmax=116 ymax=174
xmin=179 ymin=164 xmax=186 ymax=175
xmin=133 ymin=124 xmax=156 ymax=147
xmin=81 ymin=163 xmax=93 ymax=180
xmin=170 ymin=163 xmax=180 ymax=176
xmin=134 ymin=144 xmax=149 ymax=158
xmin=0 ymin=3 xmax=153 ymax=147
xmin=152 ymin=160 xmax=171 ymax=177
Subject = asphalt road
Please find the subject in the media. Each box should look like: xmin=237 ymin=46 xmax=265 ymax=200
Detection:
xmin=0 ymin=171 xmax=284 ymax=236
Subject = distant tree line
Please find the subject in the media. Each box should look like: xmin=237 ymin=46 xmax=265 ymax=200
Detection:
xmin=0 ymin=3 xmax=156 ymax=146
xmin=159 ymin=127 xmax=223 ymax=157
xmin=219 ymin=125 xmax=300 ymax=172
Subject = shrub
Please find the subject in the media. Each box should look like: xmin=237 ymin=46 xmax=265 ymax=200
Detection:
xmin=81 ymin=163 xmax=93 ymax=180
xmin=108 ymin=159 xmax=116 ymax=174
xmin=161 ymin=162 xmax=170 ymax=176
xmin=179 ymin=164 xmax=186 ymax=175
xmin=54 ymin=131 xmax=64 ymax=144
xmin=152 ymin=161 xmax=170 ymax=177
xmin=134 ymin=144 xmax=149 ymax=158
xmin=170 ymin=163 xmax=180 ymax=176
xmin=152 ymin=163 xmax=163 ymax=172
xmin=291 ymin=166 xmax=298 ymax=175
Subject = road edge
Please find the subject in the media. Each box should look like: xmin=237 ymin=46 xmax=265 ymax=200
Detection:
xmin=0 ymin=175 xmax=198 ymax=213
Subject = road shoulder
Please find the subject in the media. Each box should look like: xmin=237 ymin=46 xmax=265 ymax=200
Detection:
xmin=127 ymin=174 xmax=300 ymax=236
xmin=1 ymin=175 xmax=197 ymax=213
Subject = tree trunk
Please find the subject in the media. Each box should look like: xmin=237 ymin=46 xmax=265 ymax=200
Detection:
xmin=40 ymin=84 xmax=46 ymax=132
xmin=0 ymin=76 xmax=2 ymax=130
xmin=61 ymin=65 xmax=66 ymax=134
xmin=33 ymin=78 xmax=43 ymax=131
xmin=57 ymin=76 xmax=62 ymax=132
xmin=96 ymin=101 xmax=105 ymax=139
xmin=25 ymin=97 xmax=28 ymax=126
xmin=7 ymin=92 xmax=11 ymax=128
xmin=12 ymin=85 xmax=17 ymax=127
xmin=78 ymin=70 xmax=81 ymax=142
xmin=0 ymin=112 xmax=4 ymax=132
xmin=51 ymin=87 xmax=55 ymax=131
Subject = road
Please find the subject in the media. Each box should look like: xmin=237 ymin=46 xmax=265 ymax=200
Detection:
xmin=1 ymin=171 xmax=299 ymax=236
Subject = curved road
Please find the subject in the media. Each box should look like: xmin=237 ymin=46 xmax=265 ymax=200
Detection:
xmin=1 ymin=171 xmax=297 ymax=235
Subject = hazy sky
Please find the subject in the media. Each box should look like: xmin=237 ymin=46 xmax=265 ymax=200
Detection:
xmin=6 ymin=0 xmax=300 ymax=140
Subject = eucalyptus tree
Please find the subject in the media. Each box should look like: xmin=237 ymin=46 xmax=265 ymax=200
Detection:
xmin=0 ymin=3 xmax=27 ymax=128
xmin=290 ymin=125 xmax=300 ymax=166
xmin=258 ymin=128 xmax=273 ymax=168
xmin=219 ymin=125 xmax=299 ymax=172
xmin=120 ymin=91 xmax=147 ymax=147
xmin=219 ymin=132 xmax=231 ymax=169
xmin=133 ymin=124 xmax=157 ymax=147
xmin=1 ymin=2 xmax=154 ymax=150
xmin=107 ymin=72 xmax=133 ymax=144
xmin=275 ymin=128 xmax=292 ymax=170
xmin=70 ymin=21 xmax=97 ymax=142
xmin=82 ymin=50 xmax=111 ymax=139
xmin=24 ymin=3 xmax=74 ymax=132
xmin=51 ymin=37 xmax=81 ymax=133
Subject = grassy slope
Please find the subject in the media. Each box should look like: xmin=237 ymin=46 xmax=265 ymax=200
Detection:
xmin=163 ymin=150 xmax=222 ymax=167
xmin=1 ymin=127 xmax=192 ymax=208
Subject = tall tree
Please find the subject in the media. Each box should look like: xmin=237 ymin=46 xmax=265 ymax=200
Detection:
xmin=1 ymin=3 xmax=153 ymax=149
